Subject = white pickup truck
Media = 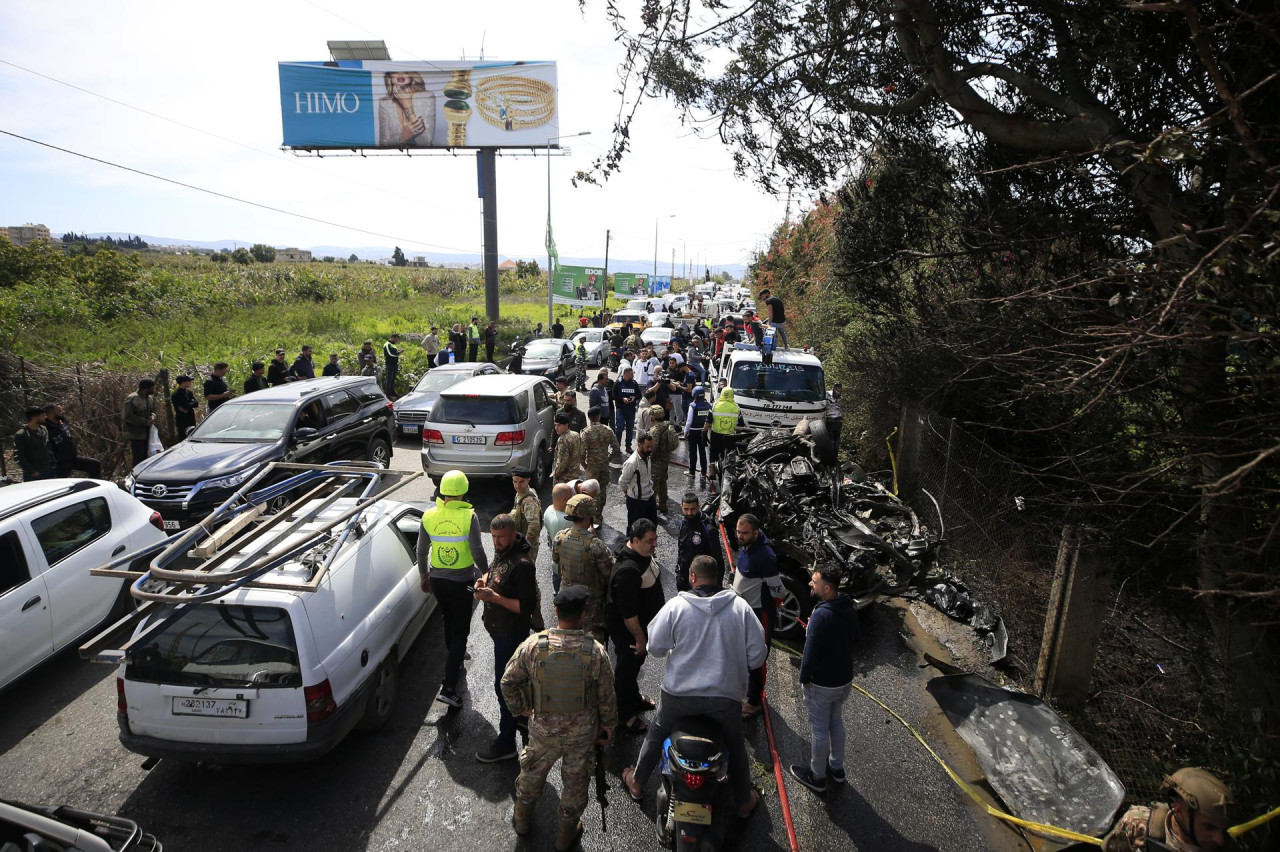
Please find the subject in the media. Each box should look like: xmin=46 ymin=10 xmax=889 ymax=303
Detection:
xmin=718 ymin=342 xmax=829 ymax=430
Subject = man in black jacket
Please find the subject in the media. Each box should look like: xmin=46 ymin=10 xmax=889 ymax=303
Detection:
xmin=203 ymin=363 xmax=232 ymax=413
xmin=612 ymin=366 xmax=640 ymax=452
xmin=14 ymin=407 xmax=55 ymax=481
xmin=473 ymin=513 xmax=541 ymax=763
xmin=605 ymin=519 xmax=664 ymax=735
xmin=383 ymin=334 xmax=402 ymax=396
xmin=289 ymin=346 xmax=315 ymax=380
xmin=267 ymin=349 xmax=291 ymax=385
xmin=676 ymin=492 xmax=720 ymax=592
xmin=245 ymin=362 xmax=270 ymax=393
xmin=171 ymin=375 xmax=198 ymax=436
xmin=43 ymin=403 xmax=101 ymax=478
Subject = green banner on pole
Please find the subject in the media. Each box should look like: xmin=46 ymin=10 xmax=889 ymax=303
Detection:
xmin=614 ymin=272 xmax=649 ymax=298
xmin=553 ymin=265 xmax=605 ymax=308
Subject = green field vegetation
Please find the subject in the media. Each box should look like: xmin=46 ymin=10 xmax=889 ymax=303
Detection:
xmin=0 ymin=243 xmax=607 ymax=392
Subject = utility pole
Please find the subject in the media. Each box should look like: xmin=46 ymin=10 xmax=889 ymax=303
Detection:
xmin=603 ymin=229 xmax=611 ymax=316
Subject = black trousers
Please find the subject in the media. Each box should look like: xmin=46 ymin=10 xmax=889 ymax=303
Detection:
xmin=468 ymin=342 xmax=479 ymax=362
xmin=130 ymin=439 xmax=149 ymax=470
xmin=688 ymin=432 xmax=709 ymax=477
xmin=56 ymin=456 xmax=102 ymax=479
xmin=385 ymin=362 xmax=399 ymax=396
xmin=485 ymin=343 xmax=495 ymax=362
xmin=625 ymin=495 xmax=657 ymax=538
xmin=433 ymin=577 xmax=475 ymax=693
xmin=746 ymin=603 xmax=774 ymax=707
xmin=608 ymin=620 xmax=647 ymax=722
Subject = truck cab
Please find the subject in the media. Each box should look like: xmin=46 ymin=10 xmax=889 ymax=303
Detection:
xmin=719 ymin=344 xmax=828 ymax=430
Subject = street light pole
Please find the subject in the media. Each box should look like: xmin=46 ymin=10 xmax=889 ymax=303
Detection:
xmin=546 ymin=131 xmax=591 ymax=329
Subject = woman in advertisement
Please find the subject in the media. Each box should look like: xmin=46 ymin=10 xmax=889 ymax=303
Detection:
xmin=377 ymin=71 xmax=436 ymax=146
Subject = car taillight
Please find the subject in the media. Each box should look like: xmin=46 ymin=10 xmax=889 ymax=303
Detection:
xmin=117 ymin=677 xmax=127 ymax=715
xmin=304 ymin=680 xmax=337 ymax=723
xmin=148 ymin=511 xmax=165 ymax=532
xmin=682 ymin=771 xmax=705 ymax=790
xmin=495 ymin=430 xmax=525 ymax=446
xmin=423 ymin=429 xmax=444 ymax=444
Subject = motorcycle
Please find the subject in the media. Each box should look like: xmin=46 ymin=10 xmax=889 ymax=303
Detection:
xmin=655 ymin=716 xmax=728 ymax=851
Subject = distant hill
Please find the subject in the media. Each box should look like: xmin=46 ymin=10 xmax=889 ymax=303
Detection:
xmin=79 ymin=232 xmax=747 ymax=277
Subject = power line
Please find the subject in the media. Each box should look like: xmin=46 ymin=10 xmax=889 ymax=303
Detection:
xmin=0 ymin=128 xmax=478 ymax=254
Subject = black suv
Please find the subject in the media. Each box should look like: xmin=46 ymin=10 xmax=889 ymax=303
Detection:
xmin=126 ymin=377 xmax=393 ymax=529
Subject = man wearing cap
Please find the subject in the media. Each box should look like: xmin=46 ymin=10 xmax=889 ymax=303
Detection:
xmin=417 ymin=469 xmax=490 ymax=709
xmin=552 ymin=412 xmax=585 ymax=484
xmin=613 ymin=365 xmax=641 ymax=453
xmin=684 ymin=385 xmax=713 ymax=480
xmin=1103 ymin=767 xmax=1234 ymax=852
xmin=502 ymin=584 xmax=616 ymax=851
xmin=244 ymin=362 xmax=269 ymax=394
xmin=267 ymin=348 xmax=291 ymax=386
xmin=171 ymin=374 xmax=197 ymax=436
xmin=581 ymin=406 xmax=619 ymax=525
xmin=422 ymin=326 xmax=441 ymax=370
xmin=383 ymin=333 xmax=402 ymax=396
xmin=510 ymin=469 xmax=543 ymax=564
xmin=289 ymin=345 xmax=315 ymax=380
xmin=551 ymin=495 xmax=614 ymax=645
xmin=620 ymin=433 xmax=658 ymax=532
xmin=474 ymin=513 xmax=542 ymax=763
xmin=648 ymin=405 xmax=681 ymax=515
xmin=560 ymin=391 xmax=587 ymax=433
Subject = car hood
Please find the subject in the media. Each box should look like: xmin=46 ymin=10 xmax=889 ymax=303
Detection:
xmin=523 ymin=354 xmax=561 ymax=368
xmin=133 ymin=439 xmax=282 ymax=483
xmin=396 ymin=391 xmax=440 ymax=411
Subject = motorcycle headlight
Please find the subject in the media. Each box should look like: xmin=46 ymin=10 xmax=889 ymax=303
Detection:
xmin=205 ymin=468 xmax=256 ymax=490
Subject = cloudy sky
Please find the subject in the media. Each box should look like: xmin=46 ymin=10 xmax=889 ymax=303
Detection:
xmin=0 ymin=1 xmax=789 ymax=271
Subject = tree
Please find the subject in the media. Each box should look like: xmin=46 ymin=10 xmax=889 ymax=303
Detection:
xmin=230 ymin=247 xmax=253 ymax=265
xmin=249 ymin=243 xmax=276 ymax=263
xmin=348 ymin=253 xmax=358 ymax=263
xmin=516 ymin=259 xmax=541 ymax=278
xmin=391 ymin=246 xmax=408 ymax=267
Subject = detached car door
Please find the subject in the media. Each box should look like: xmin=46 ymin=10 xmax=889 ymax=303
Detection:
xmin=0 ymin=527 xmax=53 ymax=689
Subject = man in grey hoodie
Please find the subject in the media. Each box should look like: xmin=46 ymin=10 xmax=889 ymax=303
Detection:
xmin=621 ymin=555 xmax=767 ymax=819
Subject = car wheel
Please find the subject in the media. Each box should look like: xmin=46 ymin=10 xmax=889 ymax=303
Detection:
xmin=809 ymin=417 xmax=838 ymax=466
xmin=774 ymin=572 xmax=814 ymax=639
xmin=358 ymin=656 xmax=399 ymax=731
xmin=367 ymin=435 xmax=392 ymax=468
xmin=533 ymin=442 xmax=549 ymax=490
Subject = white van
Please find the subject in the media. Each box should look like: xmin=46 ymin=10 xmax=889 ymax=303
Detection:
xmin=114 ymin=498 xmax=433 ymax=763
xmin=719 ymin=343 xmax=828 ymax=430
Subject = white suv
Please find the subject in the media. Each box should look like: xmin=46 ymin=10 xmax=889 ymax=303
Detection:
xmin=114 ymin=497 xmax=434 ymax=763
xmin=0 ymin=479 xmax=167 ymax=692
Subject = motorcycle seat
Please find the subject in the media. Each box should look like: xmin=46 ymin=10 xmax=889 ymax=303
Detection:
xmin=670 ymin=716 xmax=724 ymax=764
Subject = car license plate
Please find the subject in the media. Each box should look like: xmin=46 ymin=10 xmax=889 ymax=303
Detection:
xmin=452 ymin=435 xmax=486 ymax=445
xmin=673 ymin=800 xmax=712 ymax=825
xmin=171 ymin=697 xmax=248 ymax=718
xmin=402 ymin=425 xmax=419 ymax=434
xmin=162 ymin=520 xmax=181 ymax=531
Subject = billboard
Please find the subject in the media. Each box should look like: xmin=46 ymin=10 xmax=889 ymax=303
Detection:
xmin=614 ymin=272 xmax=649 ymax=298
xmin=279 ymin=60 xmax=558 ymax=149
xmin=553 ymin=265 xmax=604 ymax=308
xmin=650 ymin=275 xmax=671 ymax=294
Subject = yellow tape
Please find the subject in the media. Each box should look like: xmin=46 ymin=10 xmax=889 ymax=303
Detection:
xmin=885 ymin=426 xmax=900 ymax=496
xmin=1229 ymin=805 xmax=1280 ymax=839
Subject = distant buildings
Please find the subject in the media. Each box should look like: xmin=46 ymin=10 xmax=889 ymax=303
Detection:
xmin=5 ymin=223 xmax=51 ymax=246
xmin=276 ymin=247 xmax=312 ymax=262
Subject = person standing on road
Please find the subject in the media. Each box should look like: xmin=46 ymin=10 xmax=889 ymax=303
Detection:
xmin=708 ymin=387 xmax=741 ymax=492
xmin=560 ymin=391 xmax=588 ymax=433
xmin=203 ymin=362 xmax=232 ymax=413
xmin=511 ymin=469 xmax=543 ymax=563
xmin=759 ymin=288 xmax=788 ymax=349
xmin=552 ymin=412 xmax=585 ymax=484
xmin=734 ymin=513 xmax=785 ymax=718
xmin=551 ymin=318 xmax=564 ymax=340
xmin=613 ymin=366 xmax=640 ymax=453
xmin=289 ymin=346 xmax=316 ymax=380
xmin=417 ymin=470 xmax=490 ymax=709
xmin=474 ymin=513 xmax=542 ymax=763
xmin=573 ymin=338 xmax=589 ymax=391
xmin=543 ymin=483 xmax=574 ymax=594
xmin=467 ymin=316 xmax=482 ymax=362
xmin=484 ymin=321 xmax=498 ymax=363
xmin=621 ymin=554 xmax=766 ymax=819
xmin=383 ymin=334 xmax=402 ymax=396
xmin=551 ymin=495 xmax=614 ymax=645
xmin=789 ymin=565 xmax=858 ymax=794
xmin=581 ymin=406 xmax=619 ymax=526
xmin=267 ymin=348 xmax=291 ymax=386
xmin=170 ymin=375 xmax=198 ymax=436
xmin=244 ymin=362 xmax=270 ymax=394
xmin=589 ymin=371 xmax=613 ymax=429
xmin=422 ymin=326 xmax=441 ymax=370
xmin=502 ymin=585 xmax=616 ymax=851
xmin=620 ymin=433 xmax=658 ymax=532
xmin=13 ymin=407 xmax=55 ymax=482
xmin=684 ymin=386 xmax=712 ymax=481
xmin=676 ymin=491 xmax=720 ymax=593
xmin=122 ymin=379 xmax=157 ymax=470
xmin=647 ymin=406 xmax=680 ymax=516
xmin=43 ymin=403 xmax=102 ymax=479
xmin=605 ymin=518 xmax=664 ymax=735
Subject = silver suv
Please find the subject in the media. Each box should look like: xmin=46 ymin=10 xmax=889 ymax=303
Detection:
xmin=420 ymin=374 xmax=558 ymax=488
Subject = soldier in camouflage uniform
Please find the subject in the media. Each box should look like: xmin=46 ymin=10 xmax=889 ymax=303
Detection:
xmin=551 ymin=495 xmax=614 ymax=645
xmin=502 ymin=585 xmax=617 ymax=851
xmin=1103 ymin=768 xmax=1234 ymax=852
xmin=581 ymin=405 xmax=620 ymax=526
xmin=552 ymin=412 xmax=585 ymax=484
xmin=510 ymin=469 xmax=543 ymax=563
xmin=647 ymin=404 xmax=681 ymax=514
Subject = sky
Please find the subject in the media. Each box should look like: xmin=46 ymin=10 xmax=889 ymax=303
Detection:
xmin=0 ymin=1 xmax=789 ymax=272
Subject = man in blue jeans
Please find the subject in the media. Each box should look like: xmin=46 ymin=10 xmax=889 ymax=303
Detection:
xmin=789 ymin=565 xmax=859 ymax=793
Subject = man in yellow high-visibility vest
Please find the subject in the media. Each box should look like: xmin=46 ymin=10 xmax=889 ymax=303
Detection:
xmin=708 ymin=387 xmax=741 ymax=493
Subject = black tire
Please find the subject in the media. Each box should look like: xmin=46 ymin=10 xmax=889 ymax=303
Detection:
xmin=532 ymin=442 xmax=550 ymax=490
xmin=809 ymin=417 xmax=838 ymax=466
xmin=774 ymin=572 xmax=814 ymax=639
xmin=367 ymin=435 xmax=392 ymax=468
xmin=358 ymin=656 xmax=398 ymax=731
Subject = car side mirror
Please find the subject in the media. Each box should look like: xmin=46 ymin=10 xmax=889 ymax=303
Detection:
xmin=293 ymin=426 xmax=318 ymax=443
xmin=184 ymin=426 xmax=197 ymax=438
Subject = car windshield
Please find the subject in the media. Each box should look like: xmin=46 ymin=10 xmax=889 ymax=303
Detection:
xmin=432 ymin=395 xmax=521 ymax=425
xmin=189 ymin=403 xmax=293 ymax=443
xmin=642 ymin=329 xmax=672 ymax=342
xmin=524 ymin=342 xmax=563 ymax=358
xmin=571 ymin=331 xmax=600 ymax=343
xmin=625 ymin=300 xmax=649 ymax=311
xmin=413 ymin=371 xmax=475 ymax=393
xmin=730 ymin=362 xmax=826 ymax=402
xmin=126 ymin=604 xmax=301 ymax=688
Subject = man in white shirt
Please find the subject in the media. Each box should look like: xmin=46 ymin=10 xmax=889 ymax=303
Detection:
xmin=542 ymin=482 xmax=575 ymax=594
xmin=619 ymin=433 xmax=657 ymax=534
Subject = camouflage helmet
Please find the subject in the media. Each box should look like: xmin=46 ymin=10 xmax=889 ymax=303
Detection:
xmin=649 ymin=404 xmax=667 ymax=419
xmin=565 ymin=493 xmax=597 ymax=521
xmin=1161 ymin=768 xmax=1235 ymax=822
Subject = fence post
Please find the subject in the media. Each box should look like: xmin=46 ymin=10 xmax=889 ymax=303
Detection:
xmin=75 ymin=363 xmax=85 ymax=412
xmin=896 ymin=401 xmax=921 ymax=498
xmin=157 ymin=368 xmax=175 ymax=446
xmin=19 ymin=356 xmax=30 ymax=408
xmin=1035 ymin=524 xmax=1110 ymax=708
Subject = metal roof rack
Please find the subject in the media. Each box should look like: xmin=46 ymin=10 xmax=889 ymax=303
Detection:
xmin=80 ymin=461 xmax=421 ymax=665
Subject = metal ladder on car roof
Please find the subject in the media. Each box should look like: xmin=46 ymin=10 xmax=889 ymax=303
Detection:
xmin=79 ymin=461 xmax=422 ymax=665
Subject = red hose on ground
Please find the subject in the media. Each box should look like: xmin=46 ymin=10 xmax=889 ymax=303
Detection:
xmin=720 ymin=523 xmax=801 ymax=852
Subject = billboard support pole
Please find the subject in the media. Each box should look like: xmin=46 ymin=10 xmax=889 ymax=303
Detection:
xmin=602 ymin=229 xmax=611 ymax=319
xmin=478 ymin=149 xmax=500 ymax=323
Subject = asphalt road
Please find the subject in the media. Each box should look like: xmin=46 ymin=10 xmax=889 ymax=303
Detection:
xmin=0 ymin=436 xmax=1029 ymax=852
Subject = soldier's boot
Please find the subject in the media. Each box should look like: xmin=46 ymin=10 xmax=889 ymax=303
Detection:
xmin=512 ymin=799 xmax=534 ymax=836
xmin=554 ymin=816 xmax=583 ymax=852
